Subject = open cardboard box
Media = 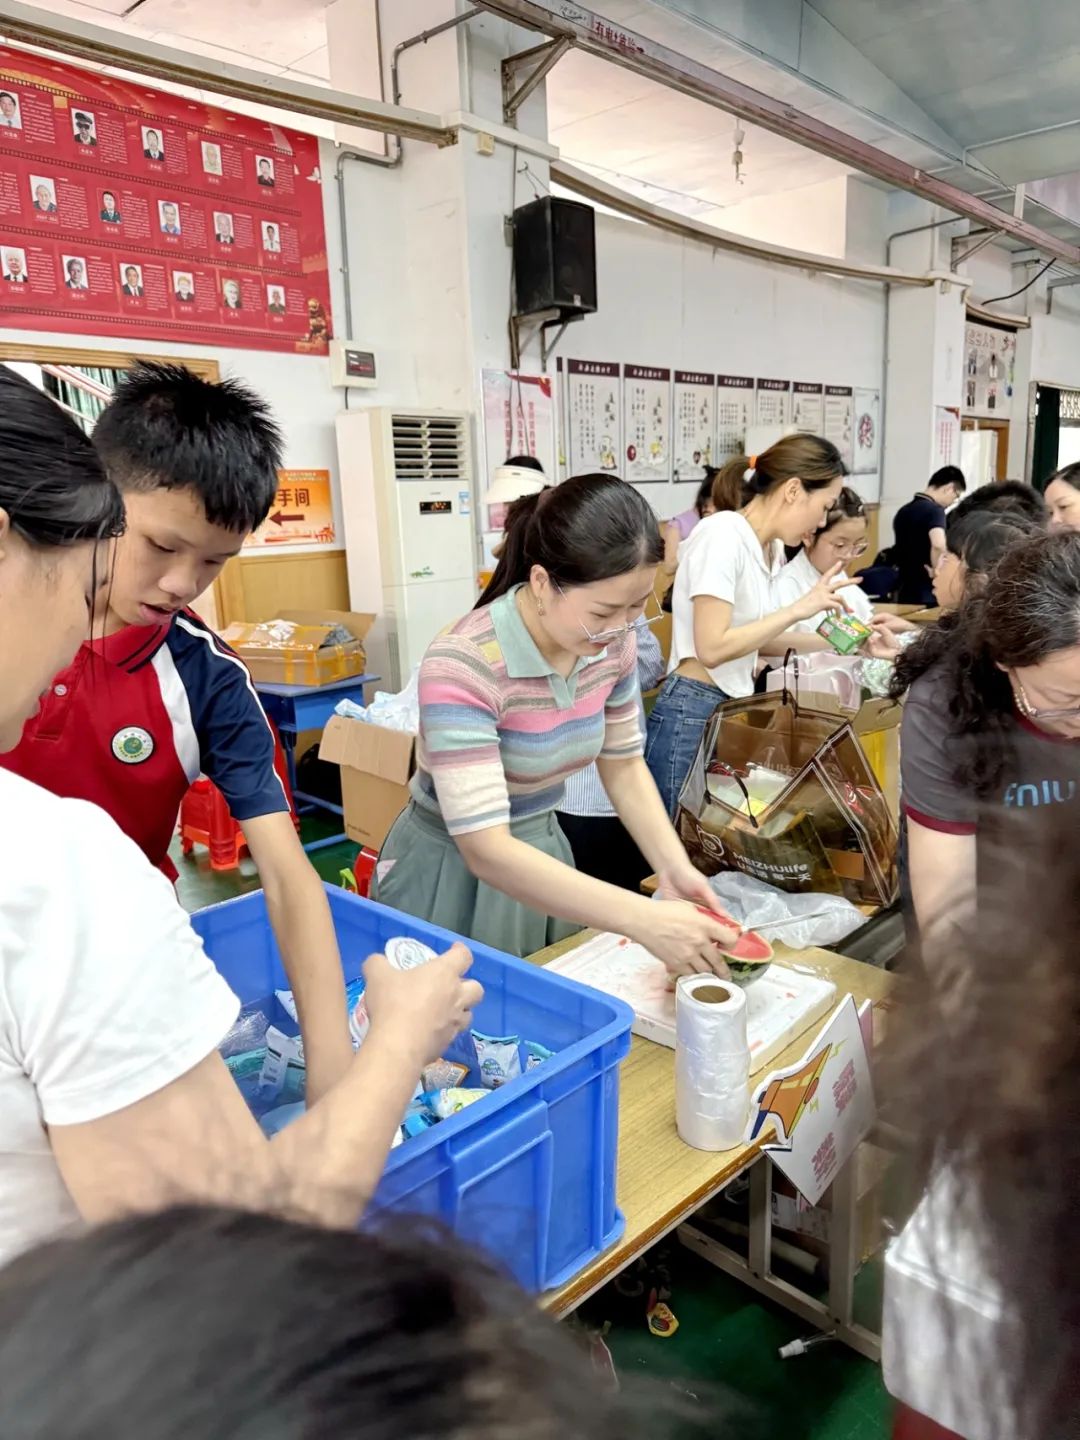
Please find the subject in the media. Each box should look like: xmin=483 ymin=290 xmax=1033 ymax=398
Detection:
xmin=222 ymin=609 xmax=375 ymax=687
xmin=319 ymin=713 xmax=415 ymax=850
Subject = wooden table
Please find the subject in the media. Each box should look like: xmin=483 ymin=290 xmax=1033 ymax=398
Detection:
xmin=532 ymin=933 xmax=896 ymax=1353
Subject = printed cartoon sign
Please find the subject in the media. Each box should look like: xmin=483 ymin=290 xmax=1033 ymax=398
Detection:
xmin=745 ymin=994 xmax=874 ymax=1205
xmin=244 ymin=469 xmax=335 ymax=548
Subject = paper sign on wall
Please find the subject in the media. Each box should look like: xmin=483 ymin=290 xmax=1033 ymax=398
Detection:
xmin=480 ymin=369 xmax=556 ymax=485
xmin=244 ymin=469 xmax=335 ymax=548
xmin=745 ymin=994 xmax=875 ymax=1205
xmin=756 ymin=377 xmax=792 ymax=429
xmin=823 ymin=385 xmax=854 ymax=470
xmin=673 ymin=370 xmax=716 ymax=482
xmin=567 ymin=359 xmax=621 ymax=475
xmin=853 ymin=389 xmax=882 ymax=475
xmin=715 ymin=374 xmax=754 ymax=460
xmin=792 ymin=381 xmax=824 ymax=434
xmin=964 ymin=322 xmax=1016 ymax=417
xmin=623 ymin=363 xmax=671 ymax=483
xmin=0 ymin=43 xmax=332 ymax=355
xmin=935 ymin=405 xmax=961 ymax=470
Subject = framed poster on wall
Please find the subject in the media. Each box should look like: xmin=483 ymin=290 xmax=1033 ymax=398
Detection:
xmin=673 ymin=370 xmax=716 ymax=481
xmin=715 ymin=374 xmax=754 ymax=459
xmin=0 ymin=43 xmax=332 ymax=354
xmin=623 ymin=363 xmax=670 ymax=482
xmin=567 ymin=359 xmax=621 ymax=474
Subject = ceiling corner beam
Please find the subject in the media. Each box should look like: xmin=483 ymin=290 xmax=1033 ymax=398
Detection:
xmin=474 ymin=0 xmax=1080 ymax=267
xmin=0 ymin=0 xmax=456 ymax=145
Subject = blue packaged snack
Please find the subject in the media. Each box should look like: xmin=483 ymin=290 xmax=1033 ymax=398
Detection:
xmin=472 ymin=1030 xmax=522 ymax=1090
xmin=401 ymin=1110 xmax=436 ymax=1140
xmin=524 ymin=1040 xmax=554 ymax=1072
xmin=260 ymin=1101 xmax=306 ymax=1138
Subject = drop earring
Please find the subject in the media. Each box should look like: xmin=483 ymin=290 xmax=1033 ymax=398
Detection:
xmin=535 ymin=595 xmax=546 ymax=616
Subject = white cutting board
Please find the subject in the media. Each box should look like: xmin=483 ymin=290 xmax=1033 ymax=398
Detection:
xmin=546 ymin=932 xmax=837 ymax=1073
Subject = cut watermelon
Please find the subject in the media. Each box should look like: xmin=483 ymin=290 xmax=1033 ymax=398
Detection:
xmin=720 ymin=929 xmax=773 ymax=964
xmin=693 ymin=905 xmax=774 ymax=974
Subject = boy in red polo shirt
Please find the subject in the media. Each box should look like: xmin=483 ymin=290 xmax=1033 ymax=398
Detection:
xmin=2 ymin=362 xmax=353 ymax=1100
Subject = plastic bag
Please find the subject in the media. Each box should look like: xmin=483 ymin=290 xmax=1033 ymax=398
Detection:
xmin=701 ymin=871 xmax=865 ymax=950
xmin=333 ymin=667 xmax=419 ymax=733
xmin=765 ymin=652 xmax=863 ymax=709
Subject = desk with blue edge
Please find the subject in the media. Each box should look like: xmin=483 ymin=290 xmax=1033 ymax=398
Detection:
xmin=255 ymin=673 xmax=379 ymax=852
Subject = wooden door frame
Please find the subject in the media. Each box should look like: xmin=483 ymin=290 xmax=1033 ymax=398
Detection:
xmin=959 ymin=416 xmax=1010 ymax=481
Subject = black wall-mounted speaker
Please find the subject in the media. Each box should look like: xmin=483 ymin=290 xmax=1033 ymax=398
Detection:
xmin=512 ymin=196 xmax=597 ymax=319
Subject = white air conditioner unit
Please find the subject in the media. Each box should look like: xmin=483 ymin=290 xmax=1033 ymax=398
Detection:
xmin=337 ymin=407 xmax=476 ymax=691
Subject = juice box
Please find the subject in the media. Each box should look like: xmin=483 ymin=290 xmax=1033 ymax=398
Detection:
xmin=817 ymin=613 xmax=872 ymax=655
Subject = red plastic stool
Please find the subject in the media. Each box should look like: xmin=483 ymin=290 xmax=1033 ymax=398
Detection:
xmin=180 ymin=777 xmax=249 ymax=871
xmin=179 ymin=728 xmax=299 ymax=872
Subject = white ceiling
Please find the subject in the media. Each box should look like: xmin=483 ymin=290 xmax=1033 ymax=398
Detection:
xmin=22 ymin=0 xmax=332 ymax=85
xmin=10 ymin=0 xmax=1080 ymax=250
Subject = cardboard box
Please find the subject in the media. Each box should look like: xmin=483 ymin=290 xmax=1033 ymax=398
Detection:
xmin=319 ymin=713 xmax=415 ymax=850
xmin=222 ymin=609 xmax=375 ymax=687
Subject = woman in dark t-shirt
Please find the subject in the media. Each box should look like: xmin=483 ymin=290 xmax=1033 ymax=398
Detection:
xmin=891 ymin=530 xmax=1080 ymax=938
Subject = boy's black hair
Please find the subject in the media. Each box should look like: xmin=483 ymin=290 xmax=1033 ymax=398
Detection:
xmin=928 ymin=464 xmax=967 ymax=494
xmin=949 ymin=478 xmax=1048 ymax=526
xmin=93 ymin=361 xmax=282 ymax=534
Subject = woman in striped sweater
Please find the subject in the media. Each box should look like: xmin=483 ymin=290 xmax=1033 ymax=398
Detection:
xmin=371 ymin=475 xmax=737 ymax=967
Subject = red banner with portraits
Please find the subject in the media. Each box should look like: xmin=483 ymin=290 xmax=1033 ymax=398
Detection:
xmin=0 ymin=45 xmax=332 ymax=355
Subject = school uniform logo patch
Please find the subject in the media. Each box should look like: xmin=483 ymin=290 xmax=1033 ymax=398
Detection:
xmin=112 ymin=726 xmax=155 ymax=764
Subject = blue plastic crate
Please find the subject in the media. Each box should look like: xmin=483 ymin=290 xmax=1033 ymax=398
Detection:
xmin=190 ymin=885 xmax=633 ymax=1293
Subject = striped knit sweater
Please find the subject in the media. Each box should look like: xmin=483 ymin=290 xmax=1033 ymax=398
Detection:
xmin=411 ymin=587 xmax=644 ymax=836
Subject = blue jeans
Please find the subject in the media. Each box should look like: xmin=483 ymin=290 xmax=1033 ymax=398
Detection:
xmin=645 ymin=674 xmax=727 ymax=820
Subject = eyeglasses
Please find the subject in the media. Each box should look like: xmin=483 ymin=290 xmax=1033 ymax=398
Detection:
xmin=824 ymin=539 xmax=869 ymax=560
xmin=553 ymin=582 xmax=664 ymax=644
xmin=1012 ymin=675 xmax=1080 ymax=723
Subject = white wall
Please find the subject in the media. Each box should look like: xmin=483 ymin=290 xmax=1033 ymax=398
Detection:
xmin=717 ymin=176 xmax=848 ymax=257
xmin=556 ymin=204 xmax=886 ymax=518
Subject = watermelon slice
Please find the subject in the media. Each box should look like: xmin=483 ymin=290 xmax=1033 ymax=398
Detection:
xmin=695 ymin=906 xmax=774 ymax=980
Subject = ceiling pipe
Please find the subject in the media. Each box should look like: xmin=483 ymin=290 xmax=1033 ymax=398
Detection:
xmin=392 ymin=8 xmax=481 ymax=107
xmin=0 ymin=0 xmax=456 ymax=145
xmin=552 ymin=160 xmax=944 ymax=288
xmin=475 ymin=0 xmax=1080 ymax=267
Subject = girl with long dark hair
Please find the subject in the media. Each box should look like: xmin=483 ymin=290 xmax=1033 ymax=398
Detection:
xmin=646 ymin=435 xmax=853 ymax=817
xmin=891 ymin=528 xmax=1080 ymax=936
xmin=371 ymin=473 xmax=737 ymax=966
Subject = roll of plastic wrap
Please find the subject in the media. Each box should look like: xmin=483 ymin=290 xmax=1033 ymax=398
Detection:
xmin=675 ymin=976 xmax=750 ymax=1151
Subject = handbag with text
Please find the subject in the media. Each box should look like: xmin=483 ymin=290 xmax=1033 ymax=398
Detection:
xmin=676 ymin=679 xmax=898 ymax=908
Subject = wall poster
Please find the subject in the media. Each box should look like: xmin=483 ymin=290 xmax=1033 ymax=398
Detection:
xmin=715 ymin=374 xmax=754 ymax=459
xmin=243 ymin=469 xmax=335 ymax=548
xmin=935 ymin=405 xmax=961 ymax=471
xmin=567 ymin=358 xmax=621 ymax=474
xmin=623 ymin=363 xmax=670 ymax=482
xmin=792 ymin=381 xmax=824 ymax=434
xmin=963 ymin=321 xmax=1016 ymax=417
xmin=0 ymin=43 xmax=332 ymax=354
xmin=852 ymin=388 xmax=881 ymax=475
xmin=673 ymin=370 xmax=716 ymax=482
xmin=480 ymin=369 xmax=556 ymax=485
xmin=823 ymin=385 xmax=854 ymax=470
xmin=755 ymin=376 xmax=792 ymax=429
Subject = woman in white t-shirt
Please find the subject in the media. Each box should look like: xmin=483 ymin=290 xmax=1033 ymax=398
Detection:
xmin=769 ymin=486 xmax=873 ymax=650
xmin=645 ymin=435 xmax=852 ymax=817
xmin=0 ymin=366 xmax=480 ymax=1267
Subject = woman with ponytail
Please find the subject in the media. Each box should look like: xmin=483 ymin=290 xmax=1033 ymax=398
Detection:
xmin=371 ymin=474 xmax=738 ymax=967
xmin=646 ymin=435 xmax=853 ymax=817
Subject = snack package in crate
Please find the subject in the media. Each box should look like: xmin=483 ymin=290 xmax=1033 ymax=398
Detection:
xmin=675 ymin=680 xmax=898 ymax=908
